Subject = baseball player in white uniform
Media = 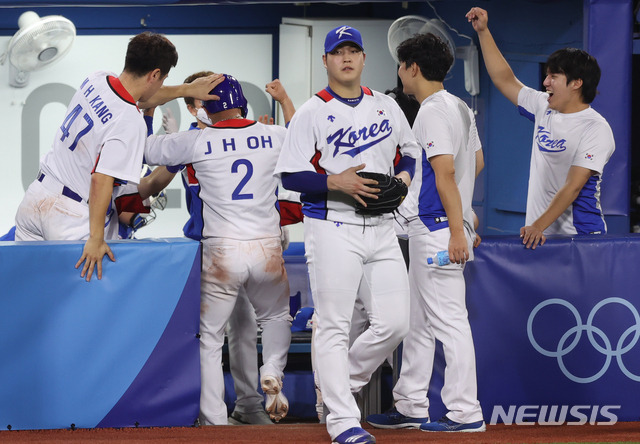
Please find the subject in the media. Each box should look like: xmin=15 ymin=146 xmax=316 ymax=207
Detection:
xmin=161 ymin=73 xmax=295 ymax=425
xmin=467 ymin=7 xmax=615 ymax=248
xmin=14 ymin=32 xmax=222 ymax=282
xmin=144 ymin=75 xmax=292 ymax=426
xmin=275 ymin=26 xmax=419 ymax=444
xmin=367 ymin=32 xmax=485 ymax=432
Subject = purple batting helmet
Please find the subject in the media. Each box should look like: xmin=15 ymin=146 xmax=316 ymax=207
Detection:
xmin=202 ymin=74 xmax=248 ymax=118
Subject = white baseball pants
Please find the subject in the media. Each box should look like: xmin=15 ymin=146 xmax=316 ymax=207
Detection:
xmin=226 ymin=288 xmax=263 ymax=414
xmin=199 ymin=236 xmax=292 ymax=425
xmin=304 ymin=217 xmax=410 ymax=439
xmin=393 ymin=226 xmax=483 ymax=424
xmin=15 ymin=175 xmax=118 ymax=241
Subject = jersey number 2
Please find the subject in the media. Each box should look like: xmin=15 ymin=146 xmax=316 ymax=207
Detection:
xmin=60 ymin=104 xmax=94 ymax=151
xmin=231 ymin=159 xmax=253 ymax=200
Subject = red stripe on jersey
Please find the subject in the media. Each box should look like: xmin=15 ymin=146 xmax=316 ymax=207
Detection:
xmin=315 ymin=89 xmax=334 ymax=103
xmin=115 ymin=193 xmax=150 ymax=215
xmin=186 ymin=164 xmax=199 ymax=186
xmin=91 ymin=151 xmax=101 ymax=174
xmin=394 ymin=146 xmax=402 ymax=167
xmin=107 ymin=76 xmax=137 ymax=106
xmin=279 ymin=200 xmax=303 ymax=226
xmin=310 ymin=149 xmax=326 ymax=174
xmin=362 ymin=86 xmax=373 ymax=96
xmin=213 ymin=118 xmax=256 ymax=128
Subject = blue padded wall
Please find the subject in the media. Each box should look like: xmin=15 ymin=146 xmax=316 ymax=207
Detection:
xmin=0 ymin=239 xmax=201 ymax=430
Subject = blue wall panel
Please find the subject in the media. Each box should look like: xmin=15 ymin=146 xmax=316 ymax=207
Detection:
xmin=2 ymin=235 xmax=639 ymax=428
xmin=585 ymin=0 xmax=632 ymax=222
xmin=278 ymin=236 xmax=640 ymax=424
xmin=465 ymin=234 xmax=640 ymax=423
xmin=0 ymin=239 xmax=201 ymax=430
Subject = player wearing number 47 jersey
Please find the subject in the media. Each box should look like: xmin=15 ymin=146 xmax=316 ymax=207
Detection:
xmin=144 ymin=74 xmax=292 ymax=426
xmin=14 ymin=31 xmax=222 ymax=281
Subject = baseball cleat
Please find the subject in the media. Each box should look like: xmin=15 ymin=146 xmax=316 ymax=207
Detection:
xmin=366 ymin=406 xmax=429 ymax=429
xmin=332 ymin=427 xmax=376 ymax=444
xmin=419 ymin=416 xmax=486 ymax=432
xmin=228 ymin=410 xmax=273 ymax=425
xmin=261 ymin=375 xmax=289 ymax=422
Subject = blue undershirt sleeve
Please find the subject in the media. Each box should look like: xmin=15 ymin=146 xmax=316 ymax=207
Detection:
xmin=143 ymin=115 xmax=154 ymax=137
xmin=281 ymin=171 xmax=329 ymax=194
xmin=394 ymin=155 xmax=416 ymax=179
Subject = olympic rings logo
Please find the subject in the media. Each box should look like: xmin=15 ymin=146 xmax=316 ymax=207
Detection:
xmin=527 ymin=298 xmax=640 ymax=383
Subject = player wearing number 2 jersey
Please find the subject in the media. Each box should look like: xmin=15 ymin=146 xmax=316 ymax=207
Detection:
xmin=144 ymin=74 xmax=292 ymax=426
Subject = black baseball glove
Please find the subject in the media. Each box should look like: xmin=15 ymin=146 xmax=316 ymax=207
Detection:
xmin=355 ymin=172 xmax=408 ymax=216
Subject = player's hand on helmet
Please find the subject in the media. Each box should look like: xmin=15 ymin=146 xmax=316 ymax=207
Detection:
xmin=162 ymin=107 xmax=179 ymax=134
xmin=520 ymin=224 xmax=546 ymax=250
xmin=327 ymin=163 xmax=380 ymax=208
xmin=449 ymin=230 xmax=470 ymax=264
xmin=258 ymin=114 xmax=275 ymax=125
xmin=466 ymin=7 xmax=489 ymax=32
xmin=75 ymin=236 xmax=116 ymax=282
xmin=189 ymin=73 xmax=225 ymax=102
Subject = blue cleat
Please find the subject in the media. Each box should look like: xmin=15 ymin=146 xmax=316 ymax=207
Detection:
xmin=420 ymin=416 xmax=486 ymax=432
xmin=366 ymin=406 xmax=429 ymax=429
xmin=332 ymin=427 xmax=376 ymax=444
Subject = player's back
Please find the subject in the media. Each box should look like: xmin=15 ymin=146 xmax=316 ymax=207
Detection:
xmin=40 ymin=71 xmax=145 ymax=201
xmin=191 ymin=120 xmax=286 ymax=240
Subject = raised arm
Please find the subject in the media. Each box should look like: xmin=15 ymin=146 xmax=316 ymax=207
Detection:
xmin=265 ymin=79 xmax=295 ymax=124
xmin=466 ymin=7 xmax=524 ymax=106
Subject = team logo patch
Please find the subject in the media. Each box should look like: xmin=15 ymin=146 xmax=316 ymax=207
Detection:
xmin=335 ymin=25 xmax=354 ymax=39
xmin=585 ymin=153 xmax=594 ymax=160
xmin=327 ymin=115 xmax=336 ymax=122
xmin=327 ymin=119 xmax=393 ymax=158
xmin=377 ymin=109 xmax=386 ymax=116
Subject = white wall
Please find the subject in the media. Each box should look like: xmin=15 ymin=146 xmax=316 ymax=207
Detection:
xmin=279 ymin=18 xmax=397 ymax=114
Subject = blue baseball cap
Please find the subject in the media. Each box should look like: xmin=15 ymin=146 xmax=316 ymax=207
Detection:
xmin=291 ymin=307 xmax=314 ymax=332
xmin=324 ymin=26 xmax=364 ymax=53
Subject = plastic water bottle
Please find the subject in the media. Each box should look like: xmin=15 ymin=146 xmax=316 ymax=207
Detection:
xmin=427 ymin=250 xmax=450 ymax=266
